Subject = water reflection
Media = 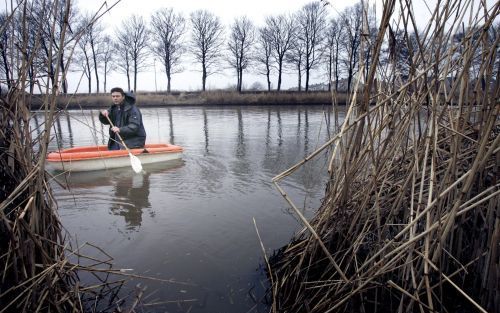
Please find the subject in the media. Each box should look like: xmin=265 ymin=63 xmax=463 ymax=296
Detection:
xmin=203 ymin=108 xmax=209 ymax=154
xmin=304 ymin=108 xmax=310 ymax=155
xmin=86 ymin=110 xmax=105 ymax=146
xmin=168 ymin=108 xmax=175 ymax=145
xmin=230 ymin=108 xmax=252 ymax=190
xmin=65 ymin=112 xmax=74 ymax=147
xmin=55 ymin=116 xmax=64 ymax=147
xmin=236 ymin=107 xmax=245 ymax=157
xmin=265 ymin=108 xmax=271 ymax=147
xmin=32 ymin=113 xmax=41 ymax=138
xmin=277 ymin=108 xmax=283 ymax=146
xmin=110 ymin=172 xmax=151 ymax=230
xmin=43 ymin=106 xmax=346 ymax=313
xmin=54 ymin=160 xmax=184 ymax=230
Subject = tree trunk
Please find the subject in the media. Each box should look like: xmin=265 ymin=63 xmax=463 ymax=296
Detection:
xmin=91 ymin=42 xmax=100 ymax=93
xmin=103 ymin=62 xmax=107 ymax=93
xmin=240 ymin=70 xmax=243 ymax=92
xmin=305 ymin=58 xmax=310 ymax=92
xmin=328 ymin=51 xmax=332 ymax=92
xmin=298 ymin=66 xmax=302 ymax=92
xmin=28 ymin=65 xmax=35 ymax=94
xmin=277 ymin=60 xmax=283 ymax=91
xmin=334 ymin=43 xmax=339 ymax=91
xmin=0 ymin=43 xmax=11 ymax=92
xmin=266 ymin=68 xmax=271 ymax=91
xmin=202 ymin=62 xmax=207 ymax=91
xmin=126 ymin=70 xmax=131 ymax=92
xmin=59 ymin=53 xmax=68 ymax=93
xmin=133 ymin=62 xmax=138 ymax=93
xmin=236 ymin=68 xmax=240 ymax=92
xmin=86 ymin=64 xmax=92 ymax=94
xmin=167 ymin=71 xmax=171 ymax=94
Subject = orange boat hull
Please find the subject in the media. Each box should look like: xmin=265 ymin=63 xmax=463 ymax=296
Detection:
xmin=47 ymin=143 xmax=183 ymax=172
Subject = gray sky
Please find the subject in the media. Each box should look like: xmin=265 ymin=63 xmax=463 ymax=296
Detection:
xmin=72 ymin=0 xmax=361 ymax=93
xmin=69 ymin=0 xmax=496 ymax=93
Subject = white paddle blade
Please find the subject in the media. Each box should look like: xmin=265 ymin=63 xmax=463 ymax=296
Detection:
xmin=129 ymin=153 xmax=143 ymax=173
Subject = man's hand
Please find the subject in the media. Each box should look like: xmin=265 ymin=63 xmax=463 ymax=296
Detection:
xmin=111 ymin=126 xmax=120 ymax=133
xmin=101 ymin=110 xmax=109 ymax=117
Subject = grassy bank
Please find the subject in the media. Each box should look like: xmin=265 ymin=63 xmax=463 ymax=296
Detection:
xmin=30 ymin=90 xmax=345 ymax=110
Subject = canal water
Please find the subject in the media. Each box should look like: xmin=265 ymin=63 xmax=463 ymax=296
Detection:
xmin=40 ymin=105 xmax=343 ymax=313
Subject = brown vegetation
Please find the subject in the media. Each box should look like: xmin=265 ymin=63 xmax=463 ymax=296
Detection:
xmin=0 ymin=2 xmax=183 ymax=312
xmin=32 ymin=91 xmax=342 ymax=110
xmin=269 ymin=1 xmax=499 ymax=312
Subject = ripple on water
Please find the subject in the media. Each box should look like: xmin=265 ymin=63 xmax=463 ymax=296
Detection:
xmin=43 ymin=106 xmax=340 ymax=313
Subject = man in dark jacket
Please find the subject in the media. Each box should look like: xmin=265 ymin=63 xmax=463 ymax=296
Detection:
xmin=99 ymin=87 xmax=147 ymax=150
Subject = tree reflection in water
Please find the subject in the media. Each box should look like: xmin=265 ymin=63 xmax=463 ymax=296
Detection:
xmin=110 ymin=172 xmax=151 ymax=230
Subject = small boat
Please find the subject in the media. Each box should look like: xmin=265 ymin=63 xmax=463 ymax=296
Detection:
xmin=47 ymin=143 xmax=183 ymax=172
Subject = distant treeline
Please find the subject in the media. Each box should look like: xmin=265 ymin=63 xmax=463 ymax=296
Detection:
xmin=1 ymin=1 xmax=497 ymax=96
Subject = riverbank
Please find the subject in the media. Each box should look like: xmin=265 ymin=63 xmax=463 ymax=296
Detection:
xmin=30 ymin=90 xmax=346 ymax=110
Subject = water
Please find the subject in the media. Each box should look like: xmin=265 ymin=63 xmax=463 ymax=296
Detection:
xmin=39 ymin=105 xmax=344 ymax=312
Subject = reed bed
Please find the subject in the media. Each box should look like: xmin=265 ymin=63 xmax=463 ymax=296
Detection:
xmin=46 ymin=90 xmax=339 ymax=109
xmin=0 ymin=2 xmax=157 ymax=312
xmin=271 ymin=1 xmax=499 ymax=312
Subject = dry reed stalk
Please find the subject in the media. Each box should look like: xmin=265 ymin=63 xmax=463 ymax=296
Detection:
xmin=0 ymin=1 xmax=191 ymax=312
xmin=270 ymin=0 xmax=499 ymax=312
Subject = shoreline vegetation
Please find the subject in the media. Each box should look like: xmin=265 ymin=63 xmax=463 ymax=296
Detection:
xmin=31 ymin=87 xmax=477 ymax=111
xmin=32 ymin=90 xmax=343 ymax=110
xmin=2 ymin=0 xmax=498 ymax=312
xmin=267 ymin=0 xmax=499 ymax=312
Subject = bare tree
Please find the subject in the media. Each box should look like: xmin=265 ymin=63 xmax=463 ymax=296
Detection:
xmin=339 ymin=3 xmax=362 ymax=93
xmin=0 ymin=13 xmax=13 ymax=92
xmin=286 ymin=27 xmax=306 ymax=91
xmin=76 ymin=14 xmax=106 ymax=93
xmin=324 ymin=17 xmax=342 ymax=91
xmin=150 ymin=8 xmax=186 ymax=94
xmin=265 ymin=14 xmax=295 ymax=91
xmin=256 ymin=26 xmax=273 ymax=91
xmin=101 ymin=35 xmax=114 ymax=93
xmin=296 ymin=1 xmax=327 ymax=91
xmin=115 ymin=14 xmax=149 ymax=92
xmin=360 ymin=3 xmax=378 ymax=82
xmin=76 ymin=26 xmax=93 ymax=93
xmin=228 ymin=16 xmax=255 ymax=92
xmin=36 ymin=0 xmax=79 ymax=94
xmin=113 ymin=37 xmax=132 ymax=91
xmin=86 ymin=18 xmax=105 ymax=93
xmin=190 ymin=10 xmax=225 ymax=91
xmin=15 ymin=2 xmax=51 ymax=94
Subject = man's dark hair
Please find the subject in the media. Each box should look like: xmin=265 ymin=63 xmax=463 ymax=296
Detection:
xmin=110 ymin=87 xmax=125 ymax=95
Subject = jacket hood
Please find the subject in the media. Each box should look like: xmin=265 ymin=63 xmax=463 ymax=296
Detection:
xmin=124 ymin=92 xmax=136 ymax=105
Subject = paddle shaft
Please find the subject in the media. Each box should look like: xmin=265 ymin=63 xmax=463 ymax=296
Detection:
xmin=104 ymin=114 xmax=134 ymax=154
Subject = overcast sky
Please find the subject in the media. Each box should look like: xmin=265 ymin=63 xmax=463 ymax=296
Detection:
xmin=71 ymin=0 xmax=363 ymax=93
xmin=67 ymin=0 xmax=495 ymax=93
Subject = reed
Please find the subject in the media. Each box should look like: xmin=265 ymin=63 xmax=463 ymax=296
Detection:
xmin=0 ymin=2 xmax=157 ymax=312
xmin=270 ymin=1 xmax=499 ymax=312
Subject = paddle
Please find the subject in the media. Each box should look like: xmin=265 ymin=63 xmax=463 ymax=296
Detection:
xmin=104 ymin=114 xmax=143 ymax=173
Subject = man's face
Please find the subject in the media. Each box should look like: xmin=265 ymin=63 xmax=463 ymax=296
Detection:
xmin=111 ymin=92 xmax=125 ymax=105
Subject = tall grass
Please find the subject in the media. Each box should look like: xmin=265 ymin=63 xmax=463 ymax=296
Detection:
xmin=0 ymin=2 xmax=147 ymax=312
xmin=270 ymin=0 xmax=499 ymax=312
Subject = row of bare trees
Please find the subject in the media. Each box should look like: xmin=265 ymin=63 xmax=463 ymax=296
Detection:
xmin=0 ymin=0 xmax=498 ymax=95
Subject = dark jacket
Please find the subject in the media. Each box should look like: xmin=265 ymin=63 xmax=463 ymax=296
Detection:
xmin=99 ymin=92 xmax=146 ymax=149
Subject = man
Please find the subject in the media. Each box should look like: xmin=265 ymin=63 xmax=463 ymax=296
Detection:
xmin=99 ymin=87 xmax=146 ymax=150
